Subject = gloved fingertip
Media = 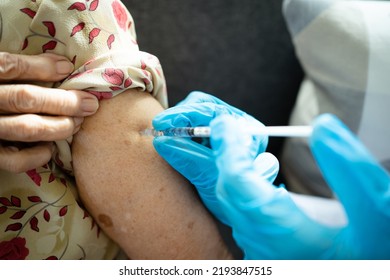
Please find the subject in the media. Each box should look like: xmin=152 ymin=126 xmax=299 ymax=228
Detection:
xmin=310 ymin=113 xmax=371 ymax=161
xmin=152 ymin=109 xmax=175 ymax=129
xmin=152 ymin=114 xmax=163 ymax=128
xmin=253 ymin=152 xmax=280 ymax=183
xmin=311 ymin=114 xmax=350 ymax=140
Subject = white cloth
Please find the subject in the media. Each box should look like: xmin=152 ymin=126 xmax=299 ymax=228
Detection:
xmin=281 ymin=0 xmax=390 ymax=197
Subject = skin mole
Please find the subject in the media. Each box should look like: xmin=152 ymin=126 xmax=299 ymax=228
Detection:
xmin=187 ymin=221 xmax=194 ymax=230
xmin=98 ymin=213 xmax=113 ymax=227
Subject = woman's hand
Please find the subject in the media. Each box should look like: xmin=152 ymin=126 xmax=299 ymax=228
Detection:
xmin=0 ymin=52 xmax=99 ymax=172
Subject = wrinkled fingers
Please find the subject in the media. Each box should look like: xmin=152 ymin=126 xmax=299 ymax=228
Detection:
xmin=0 ymin=52 xmax=74 ymax=82
xmin=0 ymin=142 xmax=54 ymax=173
xmin=0 ymin=85 xmax=99 ymax=117
xmin=0 ymin=114 xmax=83 ymax=142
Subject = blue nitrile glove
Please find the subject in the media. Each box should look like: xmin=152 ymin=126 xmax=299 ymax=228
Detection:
xmin=211 ymin=113 xmax=390 ymax=260
xmin=153 ymin=91 xmax=268 ymax=156
xmin=153 ymin=91 xmax=278 ymax=224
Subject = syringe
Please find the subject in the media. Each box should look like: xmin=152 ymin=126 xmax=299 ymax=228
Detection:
xmin=140 ymin=126 xmax=313 ymax=138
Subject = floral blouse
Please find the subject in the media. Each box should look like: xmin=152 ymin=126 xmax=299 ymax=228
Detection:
xmin=0 ymin=0 xmax=167 ymax=260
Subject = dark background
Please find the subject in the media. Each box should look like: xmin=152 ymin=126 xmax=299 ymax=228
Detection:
xmin=121 ymin=0 xmax=304 ymax=258
xmin=123 ymin=0 xmax=303 ymax=159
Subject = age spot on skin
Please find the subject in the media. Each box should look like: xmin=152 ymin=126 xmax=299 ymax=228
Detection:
xmin=98 ymin=214 xmax=113 ymax=227
xmin=187 ymin=221 xmax=194 ymax=230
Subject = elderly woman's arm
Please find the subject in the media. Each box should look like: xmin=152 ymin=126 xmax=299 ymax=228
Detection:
xmin=72 ymin=89 xmax=232 ymax=259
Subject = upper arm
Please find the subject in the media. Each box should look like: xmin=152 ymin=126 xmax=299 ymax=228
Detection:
xmin=72 ymin=90 xmax=231 ymax=259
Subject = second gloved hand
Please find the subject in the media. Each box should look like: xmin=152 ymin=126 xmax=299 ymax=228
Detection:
xmin=211 ymin=114 xmax=390 ymax=259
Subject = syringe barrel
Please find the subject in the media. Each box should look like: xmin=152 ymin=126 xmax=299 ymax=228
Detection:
xmin=161 ymin=127 xmax=211 ymax=137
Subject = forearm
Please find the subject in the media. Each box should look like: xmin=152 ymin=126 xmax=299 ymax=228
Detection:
xmin=72 ymin=90 xmax=232 ymax=259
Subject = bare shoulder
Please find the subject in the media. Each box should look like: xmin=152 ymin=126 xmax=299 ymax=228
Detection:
xmin=72 ymin=89 xmax=232 ymax=259
xmin=72 ymin=90 xmax=164 ymax=189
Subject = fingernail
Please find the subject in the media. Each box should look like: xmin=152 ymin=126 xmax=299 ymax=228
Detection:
xmin=56 ymin=60 xmax=74 ymax=75
xmin=81 ymin=98 xmax=99 ymax=115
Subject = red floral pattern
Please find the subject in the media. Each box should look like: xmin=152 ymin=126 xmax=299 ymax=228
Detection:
xmin=107 ymin=34 xmax=115 ymax=49
xmin=112 ymin=0 xmax=128 ymax=31
xmin=88 ymin=28 xmax=101 ymax=44
xmin=0 ymin=0 xmax=167 ymax=260
xmin=68 ymin=2 xmax=86 ymax=11
xmin=86 ymin=90 xmax=113 ymax=100
xmin=42 ymin=41 xmax=57 ymax=52
xmin=71 ymin=22 xmax=85 ymax=36
xmin=102 ymin=68 xmax=134 ymax=92
xmin=1 ymin=187 xmax=70 ymax=235
xmin=89 ymin=0 xmax=99 ymax=11
xmin=0 ymin=237 xmax=29 ymax=260
xmin=42 ymin=21 xmax=56 ymax=37
xmin=20 ymin=8 xmax=36 ymax=18
xmin=102 ymin=68 xmax=124 ymax=85
xmin=26 ymin=169 xmax=42 ymax=186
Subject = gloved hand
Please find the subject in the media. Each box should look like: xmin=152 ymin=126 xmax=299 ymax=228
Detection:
xmin=153 ymin=91 xmax=269 ymax=156
xmin=153 ymin=91 xmax=279 ymax=224
xmin=210 ymin=113 xmax=390 ymax=259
